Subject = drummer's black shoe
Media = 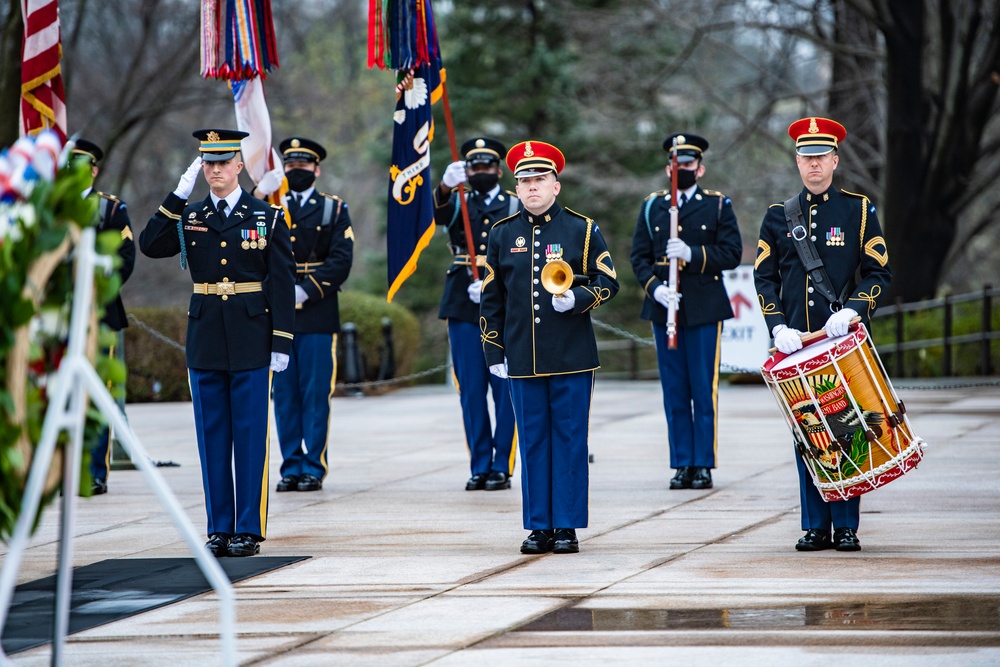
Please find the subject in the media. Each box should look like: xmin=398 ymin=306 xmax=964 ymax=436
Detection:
xmin=466 ymin=474 xmax=487 ymax=491
xmin=669 ymin=467 xmax=692 ymax=489
xmin=520 ymin=530 xmax=554 ymax=554
xmin=690 ymin=467 xmax=713 ymax=489
xmin=553 ymin=529 xmax=579 ymax=554
xmin=833 ymin=527 xmax=862 ymax=551
xmin=275 ymin=474 xmax=299 ymax=492
xmin=484 ymin=471 xmax=511 ymax=490
xmin=795 ymin=529 xmax=833 ymax=551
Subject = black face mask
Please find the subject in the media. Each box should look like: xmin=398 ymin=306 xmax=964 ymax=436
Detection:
xmin=468 ymin=172 xmax=499 ymax=194
xmin=285 ymin=168 xmax=316 ymax=192
xmin=674 ymin=168 xmax=698 ymax=191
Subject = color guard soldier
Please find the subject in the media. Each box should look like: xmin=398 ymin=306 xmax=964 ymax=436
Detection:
xmin=139 ymin=129 xmax=295 ymax=557
xmin=480 ymin=141 xmax=619 ymax=555
xmin=754 ymin=117 xmax=891 ymax=552
xmin=71 ymin=139 xmax=135 ymax=496
xmin=254 ymin=137 xmax=354 ymax=493
xmin=629 ymin=133 xmax=742 ymax=491
xmin=435 ymin=137 xmax=518 ymax=492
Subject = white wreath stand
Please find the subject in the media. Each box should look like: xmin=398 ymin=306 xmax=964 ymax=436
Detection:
xmin=0 ymin=228 xmax=236 ymax=666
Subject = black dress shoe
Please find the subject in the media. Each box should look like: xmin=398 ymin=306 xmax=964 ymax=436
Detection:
xmin=669 ymin=467 xmax=692 ymax=489
xmin=520 ymin=530 xmax=554 ymax=554
xmin=690 ymin=467 xmax=713 ymax=489
xmin=795 ymin=529 xmax=833 ymax=551
xmin=91 ymin=478 xmax=108 ymax=495
xmin=484 ymin=471 xmax=511 ymax=490
xmin=228 ymin=533 xmax=260 ymax=557
xmin=465 ymin=473 xmax=487 ymax=491
xmin=833 ymin=527 xmax=862 ymax=551
xmin=276 ymin=474 xmax=299 ymax=492
xmin=296 ymin=473 xmax=323 ymax=492
xmin=205 ymin=533 xmax=230 ymax=558
xmin=553 ymin=528 xmax=579 ymax=554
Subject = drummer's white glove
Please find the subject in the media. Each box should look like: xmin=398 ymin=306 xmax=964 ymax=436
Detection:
xmin=489 ymin=358 xmax=508 ymax=379
xmin=824 ymin=308 xmax=858 ymax=338
xmin=552 ymin=290 xmax=575 ymax=313
xmin=666 ymin=237 xmax=692 ymax=263
xmin=442 ymin=161 xmax=466 ymax=188
xmin=173 ymin=157 xmax=203 ymax=199
xmin=772 ymin=324 xmax=804 ymax=354
xmin=467 ymin=279 xmax=483 ymax=304
xmin=256 ymin=166 xmax=285 ymax=197
xmin=270 ymin=352 xmax=290 ymax=373
xmin=294 ymin=285 xmax=309 ymax=305
xmin=652 ymin=284 xmax=677 ymax=308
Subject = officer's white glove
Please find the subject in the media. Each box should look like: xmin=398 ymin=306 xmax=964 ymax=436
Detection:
xmin=653 ymin=284 xmax=671 ymax=308
xmin=173 ymin=157 xmax=203 ymax=199
xmin=552 ymin=290 xmax=576 ymax=313
xmin=489 ymin=363 xmax=508 ymax=379
xmin=270 ymin=352 xmax=290 ymax=373
xmin=824 ymin=308 xmax=858 ymax=338
xmin=256 ymin=166 xmax=285 ymax=197
xmin=467 ymin=279 xmax=483 ymax=304
xmin=666 ymin=237 xmax=692 ymax=263
xmin=294 ymin=285 xmax=309 ymax=305
xmin=772 ymin=324 xmax=804 ymax=355
xmin=442 ymin=161 xmax=466 ymax=188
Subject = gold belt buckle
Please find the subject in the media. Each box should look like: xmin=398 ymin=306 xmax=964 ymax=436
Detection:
xmin=216 ymin=281 xmax=236 ymax=296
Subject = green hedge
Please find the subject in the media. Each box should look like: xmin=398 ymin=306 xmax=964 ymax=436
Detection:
xmin=123 ymin=291 xmax=421 ymax=402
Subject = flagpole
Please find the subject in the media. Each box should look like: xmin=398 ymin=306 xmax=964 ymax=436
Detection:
xmin=440 ymin=79 xmax=479 ymax=281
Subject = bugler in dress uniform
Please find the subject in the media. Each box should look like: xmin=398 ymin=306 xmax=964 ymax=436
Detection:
xmin=139 ymin=129 xmax=295 ymax=558
xmin=754 ymin=117 xmax=891 ymax=553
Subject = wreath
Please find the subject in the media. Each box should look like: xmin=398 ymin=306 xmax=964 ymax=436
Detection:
xmin=0 ymin=132 xmax=125 ymax=540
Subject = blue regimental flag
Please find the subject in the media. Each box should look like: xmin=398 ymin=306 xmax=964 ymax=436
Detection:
xmin=385 ymin=62 xmax=443 ymax=302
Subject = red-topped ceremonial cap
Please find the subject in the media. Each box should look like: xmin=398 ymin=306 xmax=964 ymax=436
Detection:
xmin=505 ymin=141 xmax=565 ymax=178
xmin=788 ymin=117 xmax=847 ymax=156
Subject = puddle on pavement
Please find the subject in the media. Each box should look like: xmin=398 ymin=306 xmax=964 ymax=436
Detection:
xmin=518 ymin=597 xmax=1000 ymax=632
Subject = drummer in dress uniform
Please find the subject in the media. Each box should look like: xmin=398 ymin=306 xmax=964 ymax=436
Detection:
xmin=72 ymin=139 xmax=135 ymax=496
xmin=753 ymin=117 xmax=891 ymax=552
xmin=139 ymin=129 xmax=295 ymax=558
xmin=480 ymin=141 xmax=619 ymax=555
xmin=434 ymin=137 xmax=518 ymax=492
xmin=258 ymin=137 xmax=355 ymax=493
xmin=630 ymin=133 xmax=742 ymax=491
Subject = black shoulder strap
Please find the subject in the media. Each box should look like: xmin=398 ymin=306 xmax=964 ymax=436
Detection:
xmin=783 ymin=195 xmax=850 ymax=308
xmin=322 ymin=195 xmax=334 ymax=227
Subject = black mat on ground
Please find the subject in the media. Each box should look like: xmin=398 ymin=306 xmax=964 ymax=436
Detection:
xmin=2 ymin=555 xmax=309 ymax=654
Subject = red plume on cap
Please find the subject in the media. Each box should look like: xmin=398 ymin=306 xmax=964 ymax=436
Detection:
xmin=788 ymin=117 xmax=847 ymax=156
xmin=505 ymin=141 xmax=566 ymax=178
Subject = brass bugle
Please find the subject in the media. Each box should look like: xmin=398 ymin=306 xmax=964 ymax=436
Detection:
xmin=541 ymin=259 xmax=580 ymax=295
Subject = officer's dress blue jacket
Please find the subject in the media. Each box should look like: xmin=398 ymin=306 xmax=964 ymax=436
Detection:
xmin=480 ymin=202 xmax=620 ymax=376
xmin=754 ymin=186 xmax=891 ymax=333
xmin=288 ymin=192 xmax=354 ymax=333
xmin=139 ymin=190 xmax=295 ymax=369
xmin=95 ymin=191 xmax=135 ymax=331
xmin=434 ymin=186 xmax=519 ymax=323
xmin=630 ymin=186 xmax=742 ymax=326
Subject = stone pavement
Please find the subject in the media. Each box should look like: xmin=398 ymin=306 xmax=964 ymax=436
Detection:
xmin=2 ymin=379 xmax=999 ymax=666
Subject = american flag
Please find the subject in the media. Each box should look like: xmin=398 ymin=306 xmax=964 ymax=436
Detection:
xmin=20 ymin=0 xmax=67 ymax=140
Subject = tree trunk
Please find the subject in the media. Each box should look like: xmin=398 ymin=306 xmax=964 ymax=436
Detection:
xmin=0 ymin=0 xmax=23 ymax=147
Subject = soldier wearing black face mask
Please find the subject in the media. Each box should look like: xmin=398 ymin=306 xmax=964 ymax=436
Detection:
xmin=434 ymin=137 xmax=519 ymax=493
xmin=630 ymin=132 xmax=742 ymax=493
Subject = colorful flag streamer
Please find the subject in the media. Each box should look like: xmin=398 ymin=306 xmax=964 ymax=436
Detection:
xmin=200 ymin=0 xmax=279 ymax=81
xmin=20 ymin=0 xmax=67 ymax=140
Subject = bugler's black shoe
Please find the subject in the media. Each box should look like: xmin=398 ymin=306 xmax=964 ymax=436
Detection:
xmin=296 ymin=473 xmax=323 ymax=492
xmin=833 ymin=527 xmax=862 ymax=551
xmin=669 ymin=467 xmax=692 ymax=489
xmin=205 ymin=533 xmax=230 ymax=558
xmin=91 ymin=478 xmax=108 ymax=495
xmin=795 ymin=529 xmax=833 ymax=551
xmin=553 ymin=528 xmax=579 ymax=554
xmin=484 ymin=471 xmax=511 ymax=490
xmin=276 ymin=474 xmax=299 ymax=492
xmin=520 ymin=529 xmax=554 ymax=554
xmin=465 ymin=473 xmax=487 ymax=491
xmin=228 ymin=533 xmax=260 ymax=557
xmin=690 ymin=467 xmax=713 ymax=489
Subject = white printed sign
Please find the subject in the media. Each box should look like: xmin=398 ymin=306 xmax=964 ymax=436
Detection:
xmin=721 ymin=265 xmax=769 ymax=373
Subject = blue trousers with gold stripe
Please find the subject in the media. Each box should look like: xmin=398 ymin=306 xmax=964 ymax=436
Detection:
xmin=509 ymin=371 xmax=593 ymax=530
xmin=653 ymin=321 xmax=722 ymax=469
xmin=89 ymin=333 xmax=127 ymax=482
xmin=189 ymin=366 xmax=270 ymax=539
xmin=448 ymin=320 xmax=516 ymax=476
xmin=796 ymin=451 xmax=860 ymax=531
xmin=273 ymin=333 xmax=336 ymax=480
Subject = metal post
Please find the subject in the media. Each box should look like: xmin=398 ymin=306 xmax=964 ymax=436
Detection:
xmin=982 ymin=285 xmax=993 ymax=376
xmin=378 ymin=317 xmax=396 ymax=381
xmin=943 ymin=293 xmax=953 ymax=377
xmin=340 ymin=322 xmax=365 ymax=397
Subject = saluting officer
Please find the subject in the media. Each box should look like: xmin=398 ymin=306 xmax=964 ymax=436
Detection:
xmin=139 ymin=129 xmax=295 ymax=558
xmin=630 ymin=133 xmax=742 ymax=491
xmin=72 ymin=139 xmax=135 ymax=496
xmin=435 ymin=137 xmax=518 ymax=492
xmin=754 ymin=117 xmax=891 ymax=552
xmin=480 ymin=141 xmax=619 ymax=555
xmin=254 ymin=137 xmax=354 ymax=493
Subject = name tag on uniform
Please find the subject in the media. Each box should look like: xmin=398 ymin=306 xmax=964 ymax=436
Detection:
xmin=184 ymin=225 xmax=209 ymax=232
xmin=510 ymin=247 xmax=527 ymax=253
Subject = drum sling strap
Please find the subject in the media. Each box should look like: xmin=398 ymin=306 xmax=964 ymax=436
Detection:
xmin=783 ymin=194 xmax=851 ymax=310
